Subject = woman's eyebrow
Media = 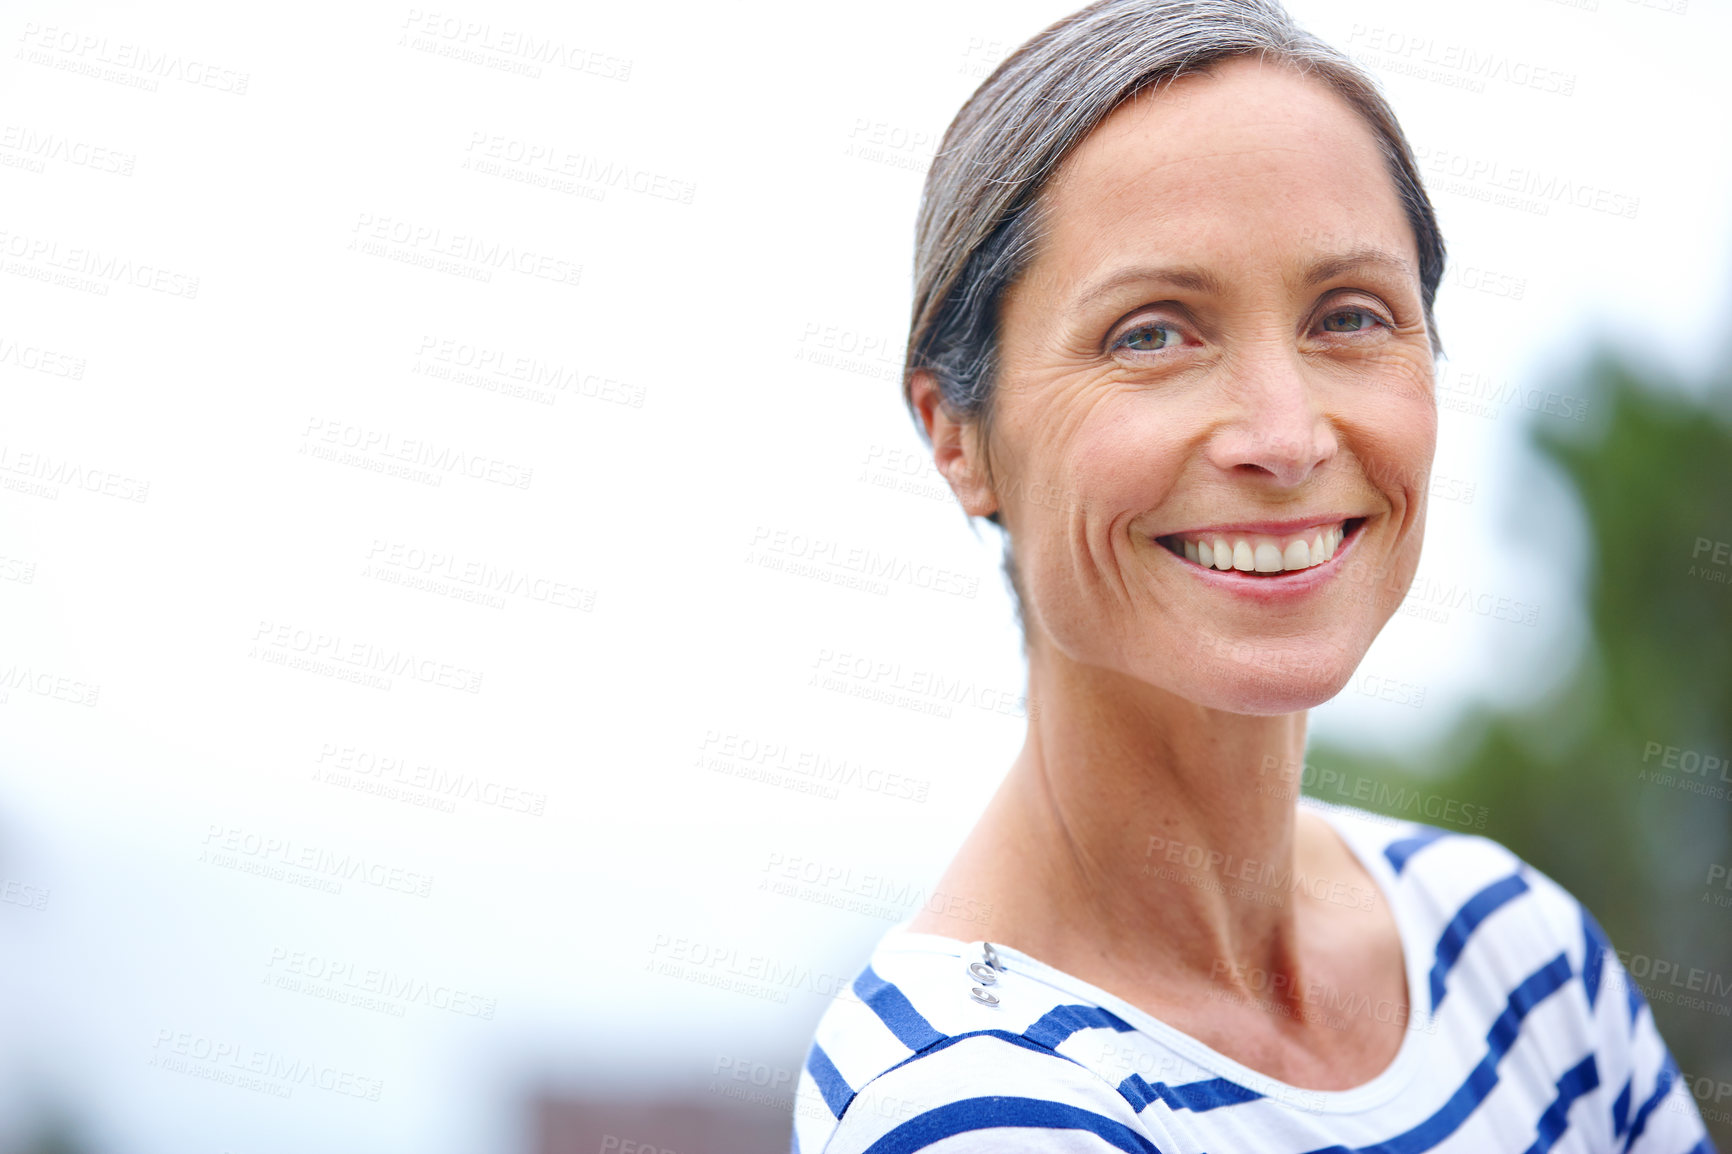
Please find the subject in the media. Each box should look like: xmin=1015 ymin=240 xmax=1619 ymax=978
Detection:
xmin=1069 ymin=264 xmax=1227 ymax=315
xmin=1295 ymin=247 xmax=1416 ymax=289
xmin=1067 ymin=247 xmax=1416 ymax=316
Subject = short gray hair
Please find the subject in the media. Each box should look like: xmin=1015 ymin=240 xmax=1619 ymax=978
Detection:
xmin=904 ymin=0 xmax=1446 ymax=513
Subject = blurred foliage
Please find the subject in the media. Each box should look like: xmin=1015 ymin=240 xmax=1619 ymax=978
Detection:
xmin=1312 ymin=348 xmax=1732 ymax=1145
xmin=3 ymin=1107 xmax=91 ymax=1154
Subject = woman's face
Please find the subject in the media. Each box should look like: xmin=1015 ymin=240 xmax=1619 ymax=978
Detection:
xmin=978 ymin=56 xmax=1437 ymax=715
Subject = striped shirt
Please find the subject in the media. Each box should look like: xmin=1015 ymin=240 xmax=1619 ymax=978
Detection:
xmin=792 ymin=800 xmax=1715 ymax=1153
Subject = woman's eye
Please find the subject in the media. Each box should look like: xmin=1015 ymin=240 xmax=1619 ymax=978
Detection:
xmin=1320 ymin=308 xmax=1381 ymax=334
xmin=1117 ymin=322 xmax=1183 ymax=352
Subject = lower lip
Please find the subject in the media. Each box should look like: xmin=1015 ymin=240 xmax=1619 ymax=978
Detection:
xmin=1166 ymin=524 xmax=1363 ymax=603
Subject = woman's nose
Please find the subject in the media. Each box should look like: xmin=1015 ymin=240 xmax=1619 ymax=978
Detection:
xmin=1205 ymin=354 xmax=1339 ymax=489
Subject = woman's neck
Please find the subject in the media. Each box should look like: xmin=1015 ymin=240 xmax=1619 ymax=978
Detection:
xmin=906 ymin=641 xmax=1414 ymax=1088
xmin=915 ymin=636 xmax=1354 ymax=995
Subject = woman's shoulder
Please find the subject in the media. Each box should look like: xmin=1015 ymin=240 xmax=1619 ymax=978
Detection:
xmin=1302 ymin=797 xmax=1565 ymax=894
xmin=1308 ymin=800 xmax=1713 ymax=1147
xmin=791 ymin=925 xmax=1169 ymax=1153
xmin=1305 ymin=799 xmax=1617 ymax=1010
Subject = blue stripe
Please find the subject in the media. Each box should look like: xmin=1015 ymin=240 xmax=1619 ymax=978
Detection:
xmin=1488 ymin=954 xmax=1573 ymax=1056
xmin=1385 ymin=827 xmax=1447 ymax=874
xmin=1521 ymin=1054 xmax=1599 ymax=1154
xmin=1119 ymin=1073 xmax=1262 ymax=1113
xmin=867 ymin=1007 xmax=1140 ymax=1094
xmin=1625 ymin=963 xmax=1648 ymax=1029
xmin=1023 ymin=1003 xmax=1136 ymax=1049
xmin=806 ymin=1041 xmax=852 ymax=1118
xmin=1612 ymin=1077 xmax=1632 ymax=1138
xmin=1429 ymin=871 xmax=1530 ymax=1011
xmin=1301 ymin=952 xmax=1574 ymax=1154
xmin=861 ymin=1096 xmax=1165 ymax=1154
xmin=878 ymin=1027 xmax=1098 ymax=1079
xmin=853 ymin=966 xmax=945 ymax=1051
xmin=1621 ymin=1054 xmax=1680 ymax=1153
xmin=1581 ymin=904 xmax=1611 ymax=1012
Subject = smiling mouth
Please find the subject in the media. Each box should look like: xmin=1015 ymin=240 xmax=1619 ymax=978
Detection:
xmin=1158 ymin=518 xmax=1367 ymax=576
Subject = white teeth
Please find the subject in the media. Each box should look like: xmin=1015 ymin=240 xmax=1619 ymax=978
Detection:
xmin=1172 ymin=522 xmax=1352 ymax=575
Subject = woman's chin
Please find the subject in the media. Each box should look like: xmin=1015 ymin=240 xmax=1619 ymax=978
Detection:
xmin=1203 ymin=677 xmax=1349 ymax=717
xmin=1167 ymin=649 xmax=1364 ymax=718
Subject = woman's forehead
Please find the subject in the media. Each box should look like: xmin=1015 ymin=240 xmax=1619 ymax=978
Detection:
xmin=1032 ymin=58 xmax=1415 ymax=298
xmin=1066 ymin=56 xmax=1380 ymax=177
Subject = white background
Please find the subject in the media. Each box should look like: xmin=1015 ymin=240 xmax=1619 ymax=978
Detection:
xmin=1 ymin=0 xmax=1728 ymax=1150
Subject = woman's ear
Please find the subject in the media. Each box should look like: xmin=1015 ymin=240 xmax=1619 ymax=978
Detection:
xmin=911 ymin=370 xmax=999 ymax=519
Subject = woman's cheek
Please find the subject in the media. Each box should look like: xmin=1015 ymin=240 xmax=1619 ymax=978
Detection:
xmin=1341 ymin=379 xmax=1437 ymax=496
xmin=1070 ymin=401 xmax=1189 ymax=511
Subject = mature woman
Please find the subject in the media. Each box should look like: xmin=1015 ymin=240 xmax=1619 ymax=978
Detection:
xmin=791 ymin=1 xmax=1713 ymax=1151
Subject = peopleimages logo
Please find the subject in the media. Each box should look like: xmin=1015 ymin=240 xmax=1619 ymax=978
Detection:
xmin=149 ymin=1029 xmax=382 ymax=1101
xmin=347 ymin=212 xmax=582 ymax=287
xmin=1258 ymin=756 xmax=1488 ymax=829
xmin=807 ymin=648 xmax=1032 ymax=721
xmin=250 ymin=619 xmax=484 ymax=695
xmin=748 ymin=525 xmax=978 ymax=599
xmin=201 ymin=824 xmax=435 ymax=898
xmin=301 ymin=418 xmax=534 ymax=490
xmin=264 ymin=947 xmax=497 ymax=1019
xmin=696 ymin=727 xmax=932 ymax=804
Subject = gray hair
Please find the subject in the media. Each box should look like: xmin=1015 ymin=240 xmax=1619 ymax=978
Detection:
xmin=901 ymin=0 xmax=1446 ymax=633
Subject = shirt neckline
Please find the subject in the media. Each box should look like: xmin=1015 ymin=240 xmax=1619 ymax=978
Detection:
xmin=881 ymin=800 xmax=1432 ymax=1116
